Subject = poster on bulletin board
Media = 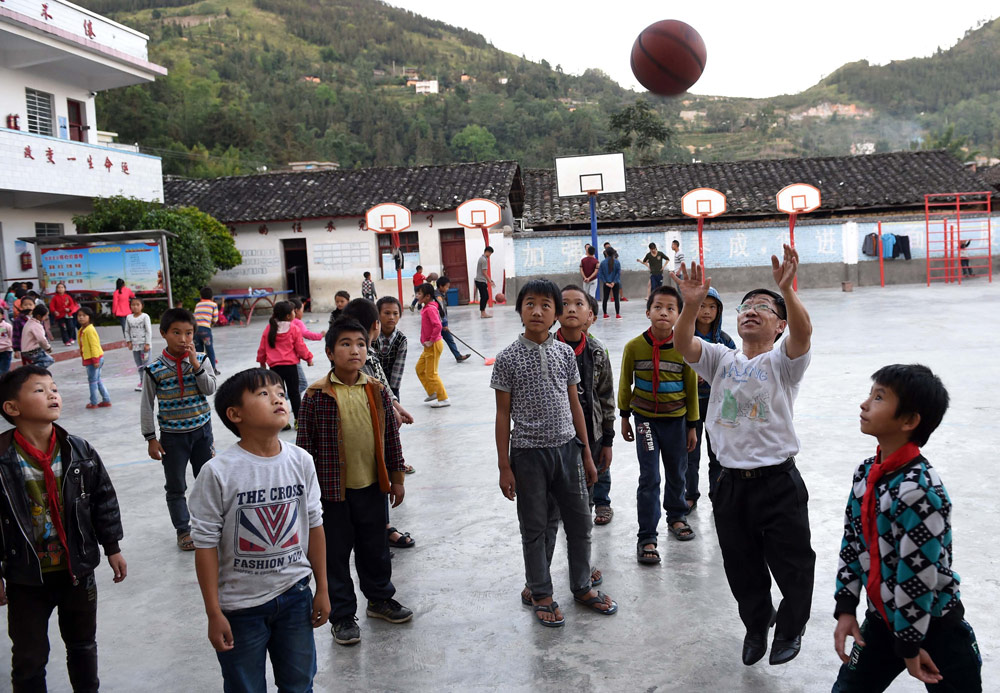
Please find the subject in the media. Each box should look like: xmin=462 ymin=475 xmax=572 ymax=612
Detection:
xmin=40 ymin=242 xmax=165 ymax=293
xmin=381 ymin=252 xmax=419 ymax=280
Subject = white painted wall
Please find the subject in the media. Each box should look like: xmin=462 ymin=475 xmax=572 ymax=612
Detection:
xmin=212 ymin=213 xmax=514 ymax=311
xmin=0 ymin=62 xmax=98 ymax=144
xmin=0 ymin=205 xmax=87 ymax=283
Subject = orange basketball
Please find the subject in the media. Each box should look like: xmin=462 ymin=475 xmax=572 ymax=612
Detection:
xmin=630 ymin=20 xmax=706 ymax=97
xmin=494 ymin=293 xmax=506 ymax=304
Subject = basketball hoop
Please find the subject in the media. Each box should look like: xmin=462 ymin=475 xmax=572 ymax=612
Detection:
xmin=555 ymin=153 xmax=627 ymax=251
xmin=775 ymin=184 xmax=821 ymax=291
xmin=457 ymin=198 xmax=503 ymax=308
xmin=681 ymin=188 xmax=727 ymax=284
xmin=366 ymin=203 xmax=412 ymax=302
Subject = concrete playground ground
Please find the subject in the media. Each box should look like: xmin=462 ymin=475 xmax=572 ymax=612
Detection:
xmin=0 ymin=279 xmax=997 ymax=692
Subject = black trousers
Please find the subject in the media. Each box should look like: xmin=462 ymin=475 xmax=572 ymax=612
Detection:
xmin=475 ymin=280 xmax=489 ymax=312
xmin=323 ymin=485 xmax=395 ymax=622
xmin=6 ymin=572 xmax=99 ymax=693
xmin=269 ymin=364 xmax=301 ymax=419
xmin=832 ymin=610 xmax=981 ymax=692
xmin=712 ymin=460 xmax=815 ymax=639
xmin=601 ymin=283 xmax=621 ymax=315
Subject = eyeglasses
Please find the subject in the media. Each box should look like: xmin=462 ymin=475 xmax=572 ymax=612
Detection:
xmin=735 ymin=302 xmax=779 ymax=316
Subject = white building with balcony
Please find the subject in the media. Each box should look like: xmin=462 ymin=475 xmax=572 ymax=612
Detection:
xmin=0 ymin=0 xmax=166 ymax=285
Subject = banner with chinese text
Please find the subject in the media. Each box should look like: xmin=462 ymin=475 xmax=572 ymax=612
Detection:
xmin=40 ymin=242 xmax=165 ymax=293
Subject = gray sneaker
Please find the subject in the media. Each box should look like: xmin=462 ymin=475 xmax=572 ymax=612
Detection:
xmin=366 ymin=598 xmax=413 ymax=624
xmin=332 ymin=616 xmax=361 ymax=646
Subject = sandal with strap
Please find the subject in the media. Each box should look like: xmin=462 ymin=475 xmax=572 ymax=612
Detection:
xmin=594 ymin=505 xmax=614 ymax=525
xmin=520 ymin=567 xmax=602 ymax=606
xmin=387 ymin=527 xmax=415 ymax=548
xmin=177 ymin=533 xmax=196 ymax=551
xmin=668 ymin=521 xmax=696 ymax=541
xmin=532 ymin=601 xmax=565 ymax=628
xmin=574 ymin=591 xmax=618 ymax=616
xmin=637 ymin=543 xmax=660 ymax=564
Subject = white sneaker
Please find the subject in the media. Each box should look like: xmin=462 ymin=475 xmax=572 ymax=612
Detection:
xmin=423 ymin=393 xmax=437 ymax=402
xmin=430 ymin=399 xmax=451 ymax=408
xmin=134 ymin=384 xmax=143 ymax=391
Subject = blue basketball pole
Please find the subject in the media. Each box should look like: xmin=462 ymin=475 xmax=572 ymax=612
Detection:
xmin=588 ymin=192 xmax=599 ymax=249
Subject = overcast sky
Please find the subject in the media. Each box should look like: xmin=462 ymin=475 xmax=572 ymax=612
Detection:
xmin=387 ymin=1 xmax=996 ymax=98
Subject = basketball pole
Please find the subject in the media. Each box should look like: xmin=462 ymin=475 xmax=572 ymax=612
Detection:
xmin=391 ymin=230 xmax=404 ymax=303
xmin=788 ymin=213 xmax=798 ymax=291
xmin=588 ymin=193 xmax=599 ymax=249
xmin=696 ymin=215 xmax=706 ymax=285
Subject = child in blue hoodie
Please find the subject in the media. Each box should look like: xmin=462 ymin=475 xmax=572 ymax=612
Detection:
xmin=685 ymin=286 xmax=735 ymax=509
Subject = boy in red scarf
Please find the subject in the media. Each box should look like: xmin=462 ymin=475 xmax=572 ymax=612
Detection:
xmin=832 ymin=364 xmax=981 ymax=691
xmin=0 ymin=365 xmax=126 ymax=691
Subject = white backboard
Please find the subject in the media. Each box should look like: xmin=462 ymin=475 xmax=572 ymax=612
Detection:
xmin=555 ymin=153 xmax=627 ymax=197
xmin=681 ymin=188 xmax=727 ymax=218
xmin=365 ymin=202 xmax=411 ymax=233
xmin=776 ymin=183 xmax=821 ymax=214
xmin=456 ymin=198 xmax=502 ymax=229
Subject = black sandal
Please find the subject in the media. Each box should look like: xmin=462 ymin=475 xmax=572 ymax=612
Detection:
xmin=574 ymin=591 xmax=618 ymax=615
xmin=637 ymin=544 xmax=660 ymax=564
xmin=668 ymin=521 xmax=696 ymax=541
xmin=387 ymin=527 xmax=415 ymax=548
xmin=532 ymin=601 xmax=565 ymax=627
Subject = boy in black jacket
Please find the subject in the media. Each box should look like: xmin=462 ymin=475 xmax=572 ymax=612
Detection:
xmin=0 ymin=365 xmax=126 ymax=692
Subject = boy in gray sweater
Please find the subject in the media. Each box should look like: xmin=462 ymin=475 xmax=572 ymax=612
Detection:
xmin=190 ymin=368 xmax=328 ymax=692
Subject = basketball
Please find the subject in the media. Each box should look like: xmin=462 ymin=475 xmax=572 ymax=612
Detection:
xmin=494 ymin=293 xmax=506 ymax=304
xmin=630 ymin=20 xmax=706 ymax=97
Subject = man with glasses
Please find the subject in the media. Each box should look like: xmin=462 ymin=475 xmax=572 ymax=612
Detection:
xmin=671 ymin=244 xmax=815 ymax=669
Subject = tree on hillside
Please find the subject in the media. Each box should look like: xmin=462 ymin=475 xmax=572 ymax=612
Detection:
xmin=923 ymin=124 xmax=979 ymax=162
xmin=73 ymin=196 xmax=241 ymax=308
xmin=607 ymin=100 xmax=672 ymax=165
xmin=450 ymin=125 xmax=499 ymax=162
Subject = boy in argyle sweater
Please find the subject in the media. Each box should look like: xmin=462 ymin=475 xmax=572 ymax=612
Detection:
xmin=832 ymin=364 xmax=981 ymax=691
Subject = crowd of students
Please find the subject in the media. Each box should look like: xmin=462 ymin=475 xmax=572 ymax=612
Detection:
xmin=0 ymin=246 xmax=983 ymax=692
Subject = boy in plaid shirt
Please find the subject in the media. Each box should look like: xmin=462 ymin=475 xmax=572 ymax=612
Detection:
xmin=296 ymin=318 xmax=412 ymax=647
xmin=375 ymin=297 xmax=407 ymax=400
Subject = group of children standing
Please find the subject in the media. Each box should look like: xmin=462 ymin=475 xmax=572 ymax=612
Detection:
xmin=0 ymin=250 xmax=983 ymax=692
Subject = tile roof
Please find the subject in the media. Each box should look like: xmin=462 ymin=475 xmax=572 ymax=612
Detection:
xmin=522 ymin=151 xmax=995 ymax=227
xmin=976 ymin=163 xmax=1000 ymax=190
xmin=163 ymin=161 xmax=524 ymax=224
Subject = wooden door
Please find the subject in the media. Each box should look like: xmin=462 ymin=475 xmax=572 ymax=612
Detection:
xmin=67 ymin=100 xmax=85 ymax=142
xmin=439 ymin=229 xmax=469 ymax=302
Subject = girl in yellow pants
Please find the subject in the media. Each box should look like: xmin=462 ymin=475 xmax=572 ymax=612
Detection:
xmin=415 ymin=282 xmax=450 ymax=407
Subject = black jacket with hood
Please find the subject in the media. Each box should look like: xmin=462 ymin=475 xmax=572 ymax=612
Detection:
xmin=0 ymin=424 xmax=122 ymax=586
xmin=694 ymin=286 xmax=736 ymax=400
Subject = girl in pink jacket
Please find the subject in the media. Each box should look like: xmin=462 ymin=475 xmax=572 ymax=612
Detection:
xmin=415 ymin=282 xmax=449 ymax=408
xmin=256 ymin=300 xmax=313 ymax=426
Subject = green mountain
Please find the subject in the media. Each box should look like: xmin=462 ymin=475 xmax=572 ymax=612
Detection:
xmin=92 ymin=0 xmax=1000 ymax=176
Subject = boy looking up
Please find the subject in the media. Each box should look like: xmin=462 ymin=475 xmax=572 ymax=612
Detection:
xmin=832 ymin=365 xmax=981 ymax=691
xmin=619 ymin=285 xmax=699 ymax=563
xmin=0 ymin=366 xmax=126 ymax=692
xmin=672 ymin=245 xmax=815 ymax=667
xmin=141 ymin=308 xmax=218 ymax=552
xmin=190 ymin=368 xmax=328 ymax=692
xmin=297 ymin=320 xmax=412 ymax=646
xmin=492 ymin=279 xmax=616 ymax=628
xmin=375 ymin=297 xmax=407 ymax=401
xmin=559 ymin=285 xmax=616 ymax=526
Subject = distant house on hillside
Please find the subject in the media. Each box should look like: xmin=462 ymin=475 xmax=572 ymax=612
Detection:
xmin=164 ymin=161 xmax=524 ymax=308
xmin=789 ymin=102 xmax=874 ymax=121
xmin=414 ymin=80 xmax=439 ymax=95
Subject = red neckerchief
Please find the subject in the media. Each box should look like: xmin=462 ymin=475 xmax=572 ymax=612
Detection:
xmin=13 ymin=429 xmax=73 ymax=579
xmin=861 ymin=441 xmax=921 ymax=624
xmin=555 ymin=329 xmax=586 ymax=356
xmin=646 ymin=328 xmax=674 ymax=405
xmin=161 ymin=349 xmax=188 ymax=395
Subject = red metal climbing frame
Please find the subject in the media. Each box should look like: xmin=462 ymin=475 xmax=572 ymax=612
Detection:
xmin=925 ymin=192 xmax=993 ymax=285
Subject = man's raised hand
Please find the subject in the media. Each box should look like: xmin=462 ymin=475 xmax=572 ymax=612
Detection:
xmin=671 ymin=262 xmax=711 ymax=305
xmin=772 ymin=243 xmax=799 ymax=292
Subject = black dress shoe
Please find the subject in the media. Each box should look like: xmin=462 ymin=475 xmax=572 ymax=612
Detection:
xmin=769 ymin=626 xmax=805 ymax=665
xmin=742 ymin=631 xmax=767 ymax=666
xmin=742 ymin=608 xmax=778 ymax=666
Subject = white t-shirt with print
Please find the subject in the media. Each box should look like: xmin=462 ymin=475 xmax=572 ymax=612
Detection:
xmin=688 ymin=339 xmax=810 ymax=469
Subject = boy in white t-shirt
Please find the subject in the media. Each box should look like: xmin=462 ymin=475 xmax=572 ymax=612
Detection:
xmin=672 ymin=245 xmax=815 ymax=669
xmin=189 ymin=368 xmax=329 ymax=691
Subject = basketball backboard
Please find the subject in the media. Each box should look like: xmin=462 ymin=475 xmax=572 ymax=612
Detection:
xmin=776 ymin=183 xmax=821 ymax=214
xmin=555 ymin=153 xmax=627 ymax=197
xmin=681 ymin=188 xmax=726 ymax=218
xmin=456 ymin=198 xmax=502 ymax=229
xmin=365 ymin=203 xmax=411 ymax=233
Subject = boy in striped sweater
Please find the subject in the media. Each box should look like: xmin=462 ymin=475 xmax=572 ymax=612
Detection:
xmin=619 ymin=285 xmax=699 ymax=564
xmin=141 ymin=308 xmax=218 ymax=551
xmin=832 ymin=364 xmax=981 ymax=690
